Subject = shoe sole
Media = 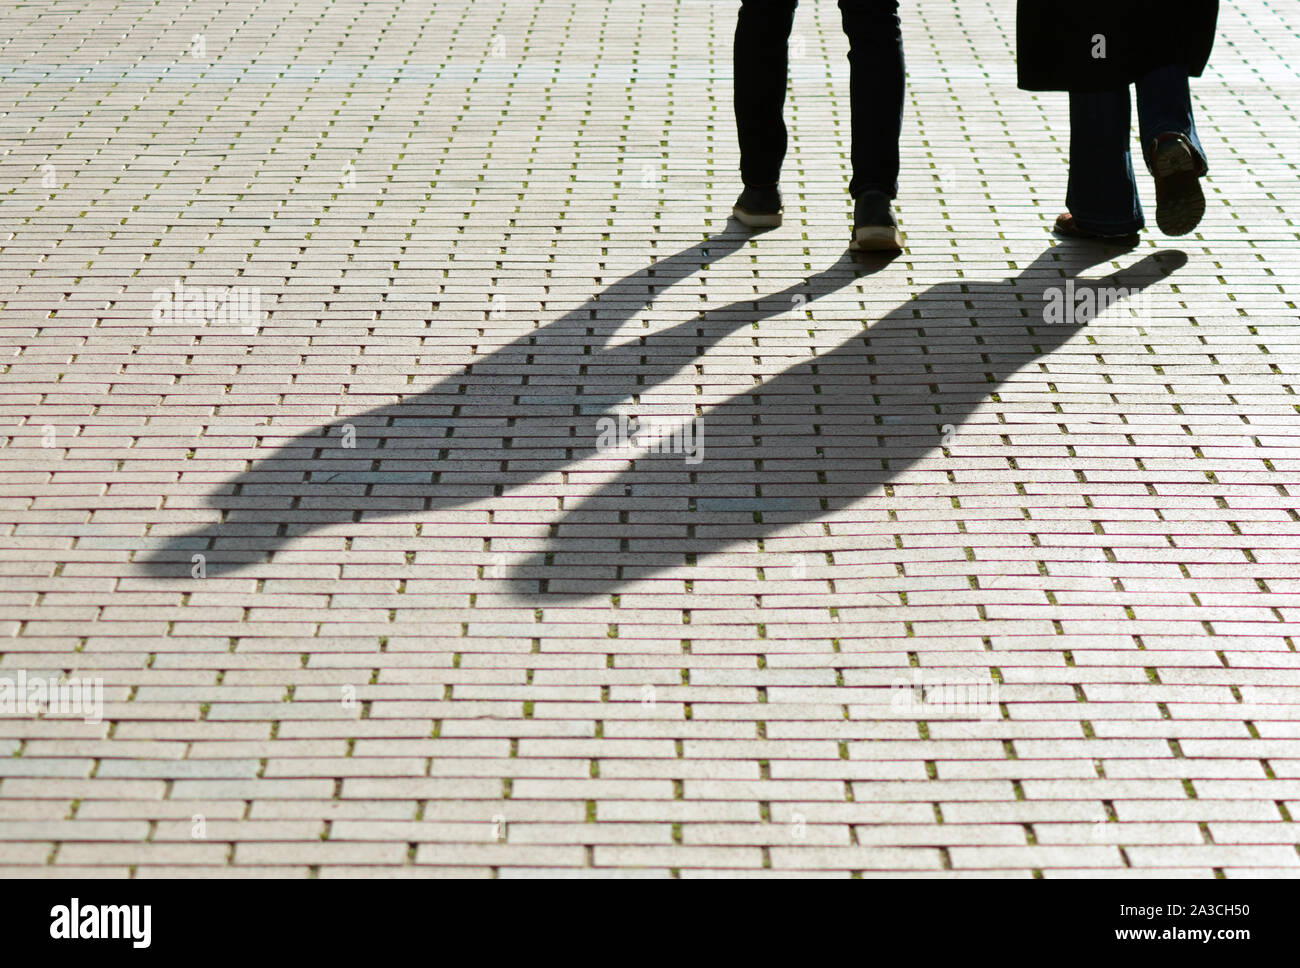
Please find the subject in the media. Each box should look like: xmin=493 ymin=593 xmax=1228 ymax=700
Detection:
xmin=1152 ymin=140 xmax=1205 ymax=237
xmin=850 ymin=225 xmax=904 ymax=251
xmin=732 ymin=206 xmax=782 ymax=229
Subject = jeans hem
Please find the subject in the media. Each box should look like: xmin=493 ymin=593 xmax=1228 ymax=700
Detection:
xmin=850 ymin=185 xmax=898 ymax=200
xmin=1069 ymin=211 xmax=1145 ymax=235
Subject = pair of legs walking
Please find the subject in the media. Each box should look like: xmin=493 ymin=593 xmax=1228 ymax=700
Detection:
xmin=733 ymin=0 xmax=905 ymax=249
xmin=733 ymin=5 xmax=1210 ymax=246
xmin=735 ymin=0 xmax=903 ymax=197
xmin=1065 ymin=63 xmax=1209 ymax=239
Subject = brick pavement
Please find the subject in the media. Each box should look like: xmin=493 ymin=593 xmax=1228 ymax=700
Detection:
xmin=1 ymin=0 xmax=1299 ymax=877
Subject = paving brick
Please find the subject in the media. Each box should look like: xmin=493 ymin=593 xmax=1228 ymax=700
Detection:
xmin=234 ymin=842 xmax=409 ymax=866
xmin=2 ymin=0 xmax=1299 ymax=879
xmin=949 ymin=846 xmax=1122 ymax=869
xmin=768 ymin=847 xmax=944 ymax=871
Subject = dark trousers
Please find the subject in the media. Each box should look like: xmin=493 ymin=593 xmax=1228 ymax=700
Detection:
xmin=1067 ymin=64 xmax=1208 ymax=234
xmin=734 ymin=0 xmax=904 ymax=198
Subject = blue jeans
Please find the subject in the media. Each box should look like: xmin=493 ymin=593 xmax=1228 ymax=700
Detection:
xmin=1067 ymin=64 xmax=1208 ymax=235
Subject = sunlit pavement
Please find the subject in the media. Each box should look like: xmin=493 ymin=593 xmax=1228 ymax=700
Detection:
xmin=1 ymin=0 xmax=1299 ymax=877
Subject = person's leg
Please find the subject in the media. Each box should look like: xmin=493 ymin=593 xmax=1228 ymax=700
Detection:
xmin=735 ymin=0 xmax=798 ymax=189
xmin=1133 ymin=63 xmax=1208 ymax=236
xmin=837 ymin=0 xmax=904 ymax=199
xmin=1134 ymin=63 xmax=1207 ymax=174
xmin=1065 ymin=86 xmax=1145 ymax=236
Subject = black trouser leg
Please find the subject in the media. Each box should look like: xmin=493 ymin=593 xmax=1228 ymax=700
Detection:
xmin=839 ymin=0 xmax=905 ymax=198
xmin=735 ymin=0 xmax=798 ymax=188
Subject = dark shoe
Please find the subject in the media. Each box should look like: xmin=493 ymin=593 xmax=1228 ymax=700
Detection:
xmin=1052 ymin=213 xmax=1140 ymax=246
xmin=732 ymin=185 xmax=783 ymax=228
xmin=850 ymin=191 xmax=903 ymax=251
xmin=1149 ymin=133 xmax=1206 ymax=237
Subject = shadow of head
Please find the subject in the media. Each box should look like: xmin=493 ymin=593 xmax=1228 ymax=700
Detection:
xmin=506 ymin=244 xmax=1189 ymax=600
xmin=136 ymin=231 xmax=898 ymax=580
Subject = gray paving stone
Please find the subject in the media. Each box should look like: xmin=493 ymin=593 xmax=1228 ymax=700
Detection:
xmin=2 ymin=0 xmax=1299 ymax=878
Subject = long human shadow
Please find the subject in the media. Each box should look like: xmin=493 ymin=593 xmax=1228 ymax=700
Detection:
xmin=511 ymin=243 xmax=1189 ymax=598
xmin=139 ymin=223 xmax=894 ymax=578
